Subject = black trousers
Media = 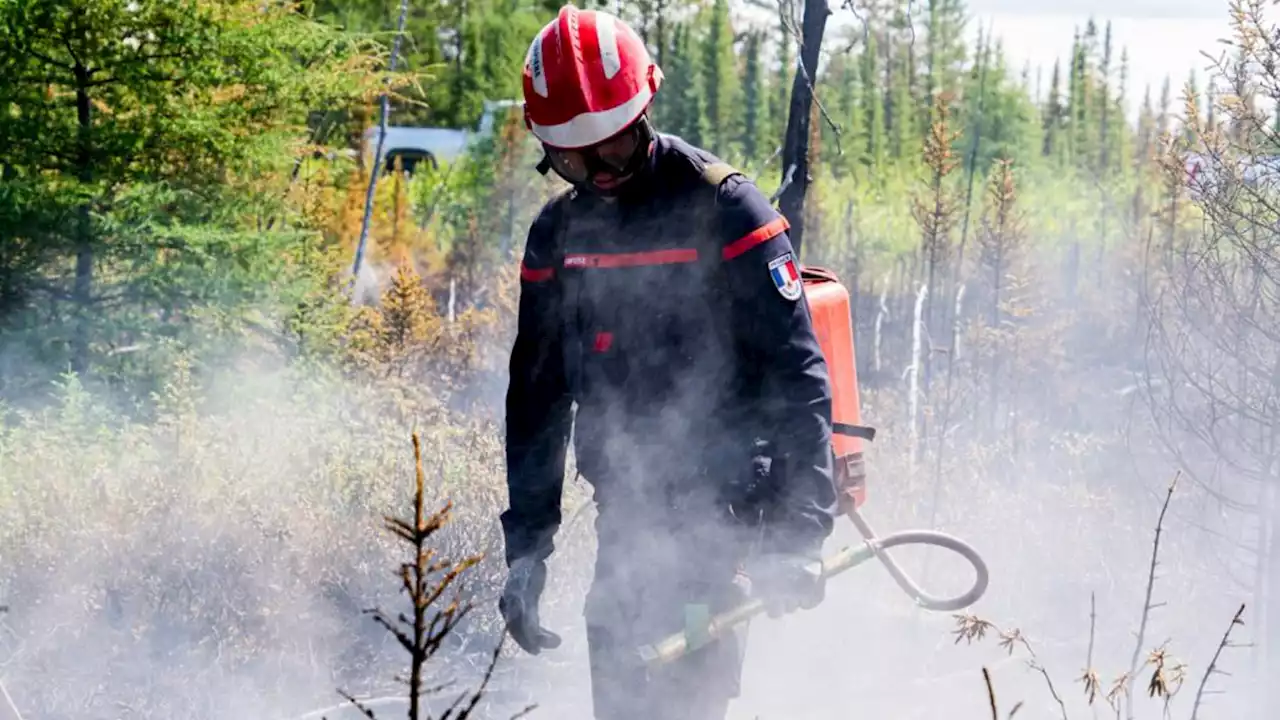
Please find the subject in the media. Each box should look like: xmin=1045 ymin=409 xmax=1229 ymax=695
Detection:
xmin=583 ymin=500 xmax=753 ymax=720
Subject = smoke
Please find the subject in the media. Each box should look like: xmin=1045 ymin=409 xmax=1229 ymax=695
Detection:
xmin=0 ymin=239 xmax=1267 ymax=720
xmin=484 ymin=197 xmax=1268 ymax=720
xmin=0 ymin=287 xmax=1264 ymax=720
xmin=0 ymin=216 xmax=1270 ymax=720
xmin=0 ymin=170 xmax=1271 ymax=720
xmin=0 ymin=347 xmax=531 ymax=720
xmin=512 ymin=414 xmax=1263 ymax=720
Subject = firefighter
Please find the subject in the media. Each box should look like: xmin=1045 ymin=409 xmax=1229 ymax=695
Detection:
xmin=498 ymin=5 xmax=839 ymax=719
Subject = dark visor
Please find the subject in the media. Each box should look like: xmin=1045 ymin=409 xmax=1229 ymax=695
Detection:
xmin=544 ymin=124 xmax=643 ymax=183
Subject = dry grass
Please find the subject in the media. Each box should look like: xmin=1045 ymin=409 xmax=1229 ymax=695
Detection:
xmin=951 ymin=474 xmax=1248 ymax=720
xmin=0 ymin=341 xmax=592 ymax=719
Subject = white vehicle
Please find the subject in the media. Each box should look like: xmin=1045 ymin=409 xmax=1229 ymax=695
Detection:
xmin=362 ymin=99 xmax=522 ymax=174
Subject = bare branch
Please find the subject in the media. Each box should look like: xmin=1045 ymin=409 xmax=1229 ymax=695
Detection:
xmin=1191 ymin=603 xmax=1248 ymax=719
xmin=1079 ymin=592 xmax=1102 ymax=706
xmin=983 ymin=667 xmax=999 ymax=720
xmin=1125 ymin=473 xmax=1180 ymax=720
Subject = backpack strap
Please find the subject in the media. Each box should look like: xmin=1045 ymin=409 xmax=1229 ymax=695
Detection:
xmin=695 ymin=160 xmax=745 ymax=265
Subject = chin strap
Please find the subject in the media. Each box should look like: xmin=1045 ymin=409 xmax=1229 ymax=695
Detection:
xmin=536 ymin=154 xmax=552 ymax=175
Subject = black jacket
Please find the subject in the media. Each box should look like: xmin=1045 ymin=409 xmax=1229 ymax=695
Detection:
xmin=501 ymin=134 xmax=836 ymax=567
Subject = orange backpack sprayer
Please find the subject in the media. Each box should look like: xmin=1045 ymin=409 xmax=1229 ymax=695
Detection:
xmin=638 ymin=264 xmax=990 ymax=667
xmin=802 ymin=266 xmax=872 ymax=513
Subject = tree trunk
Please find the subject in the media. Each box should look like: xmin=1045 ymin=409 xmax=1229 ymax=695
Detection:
xmin=776 ymin=0 xmax=830 ymax=260
xmin=72 ymin=59 xmax=95 ymax=376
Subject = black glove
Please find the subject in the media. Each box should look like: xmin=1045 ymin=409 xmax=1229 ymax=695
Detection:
xmin=723 ymin=440 xmax=784 ymax=524
xmin=743 ymin=551 xmax=825 ymax=618
xmin=499 ymin=556 xmax=562 ymax=655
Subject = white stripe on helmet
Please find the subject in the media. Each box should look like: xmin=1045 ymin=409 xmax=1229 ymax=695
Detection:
xmin=529 ymin=84 xmax=653 ymax=149
xmin=526 ymin=29 xmax=548 ymax=98
xmin=595 ymin=11 xmax=622 ymax=80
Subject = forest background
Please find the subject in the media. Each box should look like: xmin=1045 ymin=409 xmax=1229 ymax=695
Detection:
xmin=1 ymin=0 xmax=1277 ymax=718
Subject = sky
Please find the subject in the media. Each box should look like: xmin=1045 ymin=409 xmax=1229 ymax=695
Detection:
xmin=818 ymin=0 xmax=1239 ymax=124
xmin=967 ymin=0 xmax=1235 ymax=122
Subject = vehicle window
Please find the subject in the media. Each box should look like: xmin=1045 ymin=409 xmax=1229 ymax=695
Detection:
xmin=384 ymin=150 xmax=437 ymax=176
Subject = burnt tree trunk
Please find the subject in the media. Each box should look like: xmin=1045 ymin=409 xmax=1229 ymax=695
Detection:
xmin=776 ymin=0 xmax=830 ymax=261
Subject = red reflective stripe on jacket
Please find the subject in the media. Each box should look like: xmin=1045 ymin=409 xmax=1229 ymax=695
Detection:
xmin=521 ymin=262 xmax=555 ymax=282
xmin=563 ymin=248 xmax=699 ymax=268
xmin=722 ymin=216 xmax=790 ymax=260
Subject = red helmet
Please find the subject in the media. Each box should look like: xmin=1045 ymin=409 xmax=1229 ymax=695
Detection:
xmin=522 ymin=5 xmax=663 ymax=150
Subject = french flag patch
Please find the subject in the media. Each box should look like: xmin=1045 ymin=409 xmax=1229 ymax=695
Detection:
xmin=768 ymin=252 xmax=803 ymax=301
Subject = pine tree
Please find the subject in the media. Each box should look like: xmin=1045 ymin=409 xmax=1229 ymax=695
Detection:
xmin=666 ymin=23 xmax=708 ymax=146
xmin=653 ymin=0 xmax=668 ymax=69
xmin=960 ymin=27 xmax=991 ymax=183
xmin=701 ymin=0 xmax=739 ymax=155
xmin=655 ymin=23 xmax=686 ymax=135
xmin=891 ymin=41 xmax=916 ymax=161
xmin=1076 ymin=19 xmax=1099 ymax=168
xmin=770 ymin=20 xmax=794 ymax=155
xmin=1066 ymin=26 xmax=1090 ymax=166
xmin=1136 ymin=83 xmax=1155 ymax=171
xmin=839 ymin=41 xmax=866 ymax=179
xmin=0 ymin=0 xmax=388 ymax=378
xmin=863 ymin=30 xmax=886 ymax=172
xmin=1042 ymin=59 xmax=1063 ymax=159
xmin=845 ymin=43 xmax=867 ymax=177
xmin=478 ymin=2 xmax=546 ymax=108
xmin=978 ymin=40 xmax=1039 ymax=164
xmin=445 ymin=0 xmax=473 ymax=126
xmin=1114 ymin=48 xmax=1133 ymax=173
xmin=1097 ymin=20 xmax=1113 ymax=176
xmin=923 ymin=0 xmax=968 ymax=122
xmin=1157 ymin=74 xmax=1172 ymax=144
xmin=312 ymin=0 xmax=448 ymax=125
xmin=1065 ymin=30 xmax=1080 ymax=160
xmin=741 ymin=30 xmax=764 ymax=164
xmin=650 ymin=26 xmax=676 ymax=129
xmin=450 ymin=5 xmax=487 ymax=128
xmin=821 ymin=49 xmax=859 ymax=177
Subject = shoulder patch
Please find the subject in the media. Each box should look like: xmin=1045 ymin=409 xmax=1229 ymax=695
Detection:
xmin=700 ymin=161 xmax=741 ymax=188
xmin=768 ymin=251 xmax=803 ymax=301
